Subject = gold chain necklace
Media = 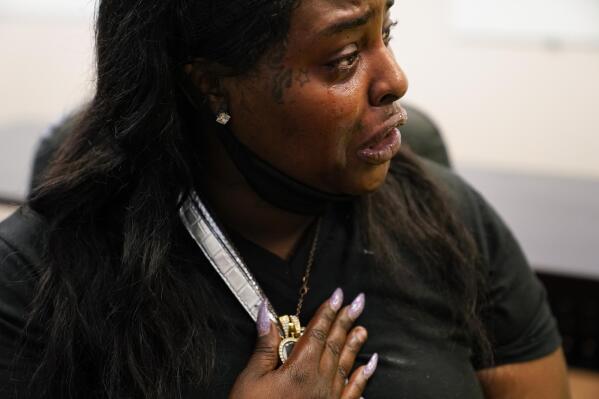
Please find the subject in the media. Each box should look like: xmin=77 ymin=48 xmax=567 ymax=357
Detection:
xmin=278 ymin=217 xmax=322 ymax=363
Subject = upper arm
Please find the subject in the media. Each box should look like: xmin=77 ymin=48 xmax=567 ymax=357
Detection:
xmin=477 ymin=347 xmax=571 ymax=399
xmin=461 ymin=184 xmax=562 ymax=368
xmin=462 ymin=184 xmax=568 ymax=396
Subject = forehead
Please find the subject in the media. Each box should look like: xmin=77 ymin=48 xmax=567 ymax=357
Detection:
xmin=300 ymin=0 xmax=385 ymax=11
xmin=290 ymin=0 xmax=389 ymax=36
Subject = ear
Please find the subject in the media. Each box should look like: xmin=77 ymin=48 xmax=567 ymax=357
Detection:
xmin=184 ymin=59 xmax=228 ymax=114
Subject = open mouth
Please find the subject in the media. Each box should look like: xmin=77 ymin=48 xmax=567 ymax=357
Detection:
xmin=357 ymin=128 xmax=402 ymax=165
xmin=367 ymin=129 xmax=395 ymax=149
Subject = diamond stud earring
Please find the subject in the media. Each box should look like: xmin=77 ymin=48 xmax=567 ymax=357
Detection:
xmin=216 ymin=111 xmax=231 ymax=125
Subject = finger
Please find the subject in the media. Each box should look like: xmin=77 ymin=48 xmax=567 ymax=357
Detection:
xmin=320 ymin=293 xmax=365 ymax=380
xmin=341 ymin=353 xmax=378 ymax=399
xmin=331 ymin=326 xmax=368 ymax=394
xmin=244 ymin=301 xmax=281 ymax=378
xmin=286 ymin=288 xmax=344 ymax=365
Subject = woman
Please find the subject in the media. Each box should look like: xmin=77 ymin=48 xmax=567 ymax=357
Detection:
xmin=0 ymin=0 xmax=570 ymax=398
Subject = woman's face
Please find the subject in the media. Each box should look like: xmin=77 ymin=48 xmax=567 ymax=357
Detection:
xmin=224 ymin=0 xmax=407 ymax=195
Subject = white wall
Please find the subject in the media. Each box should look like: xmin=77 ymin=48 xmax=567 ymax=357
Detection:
xmin=1 ymin=0 xmax=599 ymax=199
xmin=0 ymin=20 xmax=93 ymax=124
xmin=390 ymin=0 xmax=599 ymax=178
xmin=0 ymin=15 xmax=93 ymax=198
xmin=0 ymin=1 xmax=94 ymax=122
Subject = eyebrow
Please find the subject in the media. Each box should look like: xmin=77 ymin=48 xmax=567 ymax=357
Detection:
xmin=320 ymin=0 xmax=396 ymax=37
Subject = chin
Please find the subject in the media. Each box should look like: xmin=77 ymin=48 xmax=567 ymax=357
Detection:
xmin=343 ymin=163 xmax=391 ymax=195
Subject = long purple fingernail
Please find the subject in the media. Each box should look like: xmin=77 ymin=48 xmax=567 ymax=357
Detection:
xmin=363 ymin=353 xmax=378 ymax=379
xmin=329 ymin=288 xmax=344 ymax=312
xmin=257 ymin=301 xmax=271 ymax=336
xmin=348 ymin=293 xmax=365 ymax=320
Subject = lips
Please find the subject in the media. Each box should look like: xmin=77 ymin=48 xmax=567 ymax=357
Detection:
xmin=356 ymin=108 xmax=407 ymax=165
xmin=357 ymin=127 xmax=402 ymax=165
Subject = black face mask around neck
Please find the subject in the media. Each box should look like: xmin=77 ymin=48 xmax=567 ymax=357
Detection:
xmin=214 ymin=123 xmax=354 ymax=215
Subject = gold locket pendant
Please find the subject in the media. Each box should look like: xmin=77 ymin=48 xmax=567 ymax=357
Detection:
xmin=276 ymin=219 xmax=321 ymax=364
xmin=278 ymin=315 xmax=304 ymax=363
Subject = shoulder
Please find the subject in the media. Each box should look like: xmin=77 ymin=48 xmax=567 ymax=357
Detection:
xmin=413 ymin=157 xmax=533 ymax=288
xmin=0 ymin=206 xmax=46 ymax=311
xmin=0 ymin=206 xmax=46 ymax=268
xmin=417 ymin=156 xmax=477 ymax=208
xmin=416 ymin=158 xmax=505 ymax=266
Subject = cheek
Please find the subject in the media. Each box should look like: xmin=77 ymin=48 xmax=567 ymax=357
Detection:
xmin=227 ymin=71 xmax=370 ymax=191
xmin=282 ymin=84 xmax=365 ymax=168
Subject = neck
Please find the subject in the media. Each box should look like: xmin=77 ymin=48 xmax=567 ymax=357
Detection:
xmin=199 ymin=130 xmax=315 ymax=260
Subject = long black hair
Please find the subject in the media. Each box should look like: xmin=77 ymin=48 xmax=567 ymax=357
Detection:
xmin=27 ymin=0 xmax=488 ymax=397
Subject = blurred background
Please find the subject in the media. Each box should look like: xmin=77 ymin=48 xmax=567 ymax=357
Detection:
xmin=0 ymin=0 xmax=598 ymax=396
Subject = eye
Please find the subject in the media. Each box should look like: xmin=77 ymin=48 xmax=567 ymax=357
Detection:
xmin=383 ymin=20 xmax=398 ymax=46
xmin=326 ymin=44 xmax=360 ymax=73
xmin=331 ymin=52 xmax=360 ymax=71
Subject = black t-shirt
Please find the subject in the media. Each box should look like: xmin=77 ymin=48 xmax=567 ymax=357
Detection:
xmin=0 ymin=160 xmax=561 ymax=398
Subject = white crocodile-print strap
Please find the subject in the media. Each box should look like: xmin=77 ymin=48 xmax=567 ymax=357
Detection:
xmin=179 ymin=191 xmax=280 ymax=331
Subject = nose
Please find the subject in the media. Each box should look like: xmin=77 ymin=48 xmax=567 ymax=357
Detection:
xmin=368 ymin=47 xmax=408 ymax=107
